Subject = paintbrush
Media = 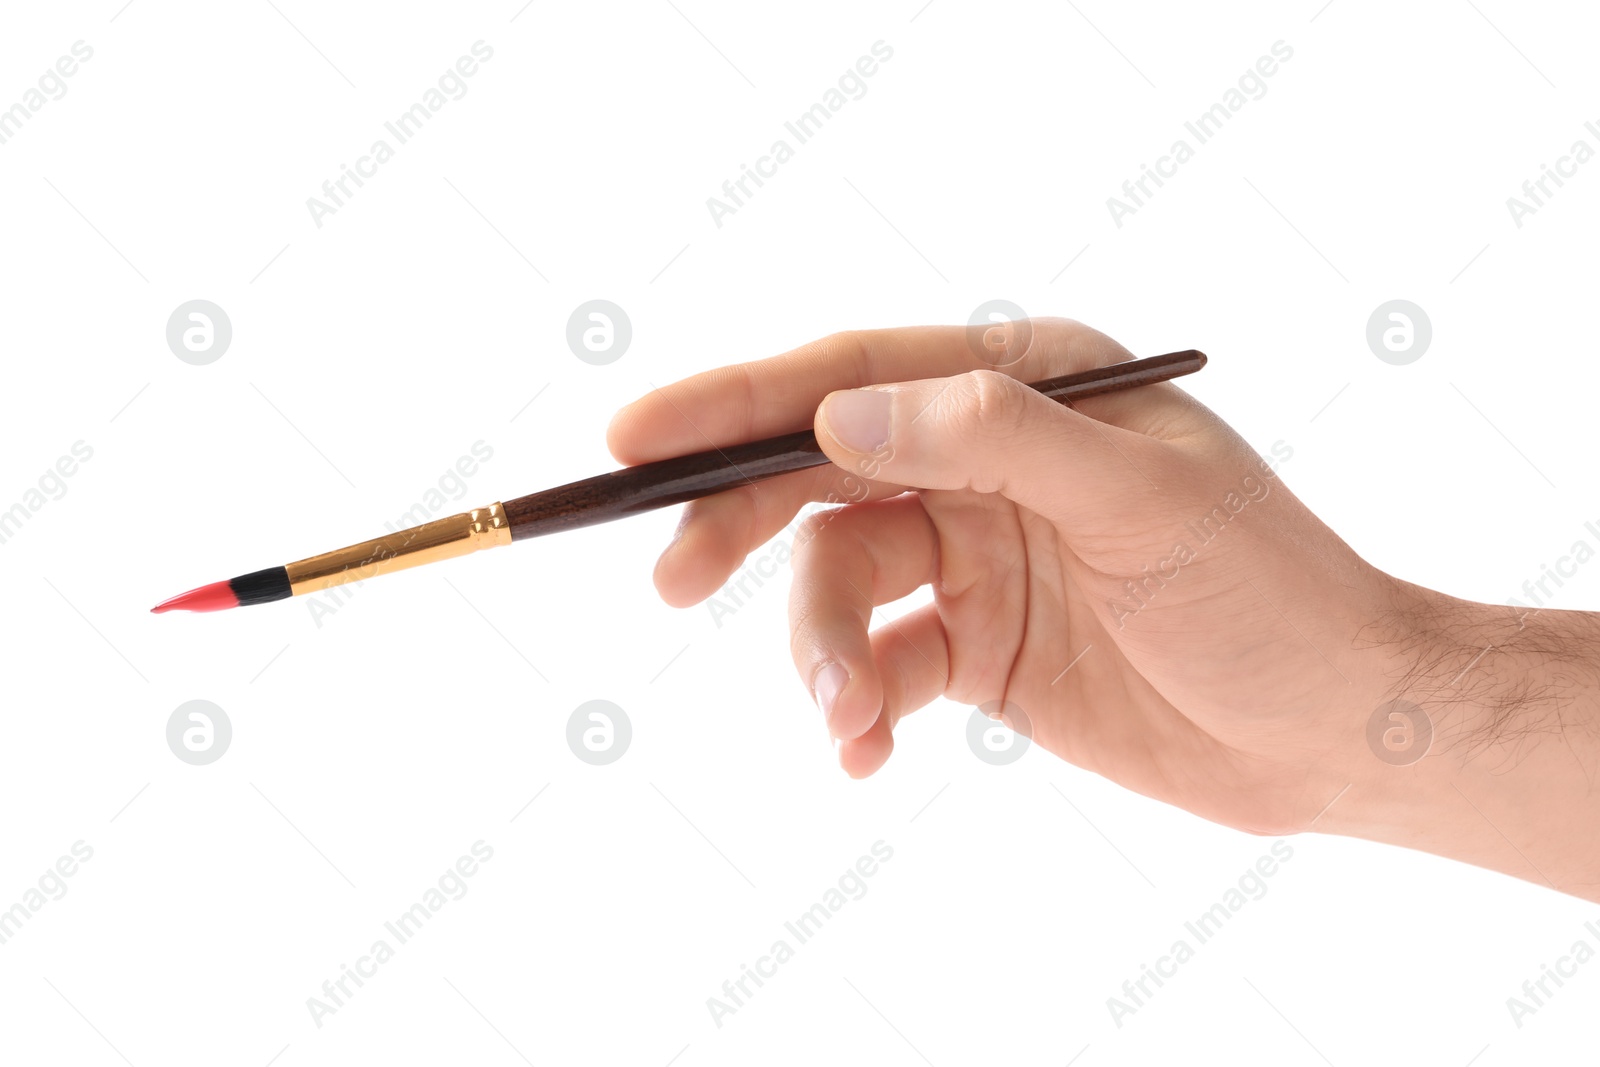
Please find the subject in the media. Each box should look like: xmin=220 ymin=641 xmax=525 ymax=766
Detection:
xmin=150 ymin=350 xmax=1206 ymax=613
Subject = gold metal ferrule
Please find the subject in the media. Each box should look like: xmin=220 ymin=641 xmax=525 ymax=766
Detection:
xmin=284 ymin=501 xmax=511 ymax=595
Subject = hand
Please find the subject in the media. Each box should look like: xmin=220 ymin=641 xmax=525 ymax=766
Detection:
xmin=609 ymin=319 xmax=1386 ymax=825
xmin=609 ymin=320 xmax=1600 ymax=898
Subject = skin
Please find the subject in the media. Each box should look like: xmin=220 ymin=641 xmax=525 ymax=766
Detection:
xmin=608 ymin=320 xmax=1600 ymax=902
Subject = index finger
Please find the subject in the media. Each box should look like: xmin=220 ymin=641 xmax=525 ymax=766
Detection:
xmin=606 ymin=318 xmax=1136 ymax=466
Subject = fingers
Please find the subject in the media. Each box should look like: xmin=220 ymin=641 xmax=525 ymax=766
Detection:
xmin=789 ymin=494 xmax=939 ymax=742
xmin=838 ymin=604 xmax=953 ymax=778
xmin=652 ymin=464 xmax=906 ymax=607
xmin=606 ymin=319 xmax=1135 ymax=466
xmin=869 ymin=601 xmax=952 ymax=729
xmin=614 ymin=320 xmax=1215 ymax=609
xmin=652 ymin=471 xmax=802 ymax=609
xmin=814 ymin=369 xmax=1172 ymax=545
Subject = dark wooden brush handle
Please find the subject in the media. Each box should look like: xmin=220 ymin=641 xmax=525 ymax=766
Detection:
xmin=502 ymin=349 xmax=1206 ymax=540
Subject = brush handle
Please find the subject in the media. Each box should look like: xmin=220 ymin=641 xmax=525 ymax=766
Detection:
xmin=502 ymin=349 xmax=1206 ymax=540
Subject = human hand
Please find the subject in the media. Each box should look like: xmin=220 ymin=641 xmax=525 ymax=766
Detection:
xmin=609 ymin=320 xmax=1600 ymax=897
xmin=609 ymin=320 xmax=1393 ymax=830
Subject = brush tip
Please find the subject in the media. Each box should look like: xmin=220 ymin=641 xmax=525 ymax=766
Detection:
xmin=150 ymin=580 xmax=240 ymax=614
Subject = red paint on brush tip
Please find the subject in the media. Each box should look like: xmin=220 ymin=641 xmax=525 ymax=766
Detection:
xmin=149 ymin=580 xmax=240 ymax=614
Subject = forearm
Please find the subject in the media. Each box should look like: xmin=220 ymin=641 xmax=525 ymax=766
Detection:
xmin=1324 ymin=585 xmax=1600 ymax=900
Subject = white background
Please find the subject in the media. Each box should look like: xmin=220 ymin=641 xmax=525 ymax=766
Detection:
xmin=2 ymin=1 xmax=1598 ymax=1064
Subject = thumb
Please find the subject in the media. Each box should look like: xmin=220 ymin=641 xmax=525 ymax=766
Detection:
xmin=814 ymin=369 xmax=1174 ymax=535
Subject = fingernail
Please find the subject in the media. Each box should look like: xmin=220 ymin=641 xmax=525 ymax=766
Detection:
xmin=824 ymin=389 xmax=890 ymax=453
xmin=812 ymin=662 xmax=849 ymax=727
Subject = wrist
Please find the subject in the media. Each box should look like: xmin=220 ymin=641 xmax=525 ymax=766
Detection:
xmin=1317 ymin=583 xmax=1600 ymax=898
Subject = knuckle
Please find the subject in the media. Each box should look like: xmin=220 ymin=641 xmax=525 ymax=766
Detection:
xmin=957 ymin=369 xmax=1028 ymax=437
xmin=798 ymin=508 xmax=835 ymax=543
xmin=818 ymin=328 xmax=854 ymax=354
xmin=938 ymin=370 xmax=1028 ymax=495
xmin=785 ymin=589 xmax=835 ymax=669
xmin=787 ymin=602 xmax=820 ymax=659
xmin=819 ymin=329 xmax=873 ymax=379
xmin=790 ymin=508 xmax=840 ymax=566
